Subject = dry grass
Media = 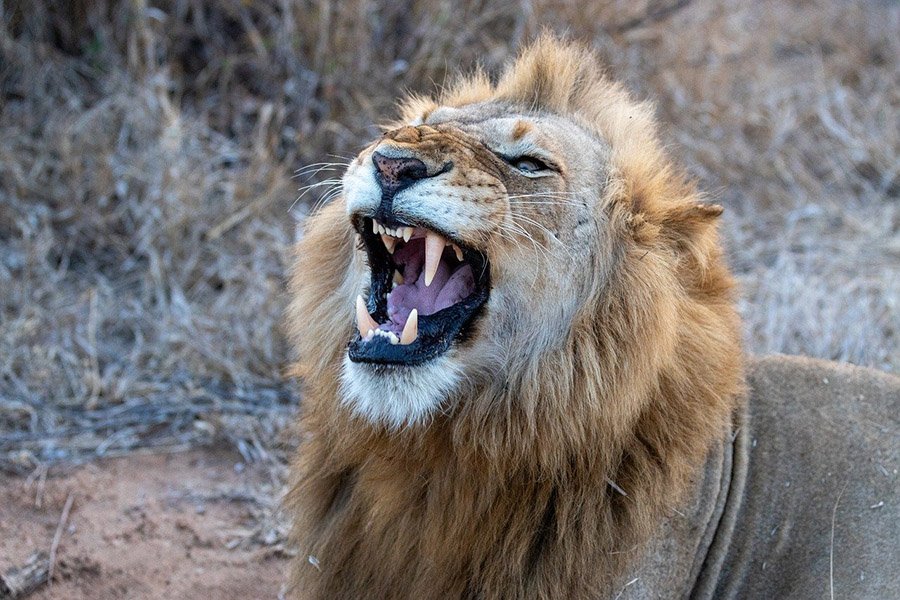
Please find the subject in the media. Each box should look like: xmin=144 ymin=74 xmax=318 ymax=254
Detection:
xmin=1 ymin=0 xmax=897 ymax=472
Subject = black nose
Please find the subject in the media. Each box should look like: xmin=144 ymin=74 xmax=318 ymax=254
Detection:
xmin=372 ymin=152 xmax=428 ymax=193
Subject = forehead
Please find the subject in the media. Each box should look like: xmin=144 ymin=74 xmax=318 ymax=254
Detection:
xmin=421 ymin=102 xmax=602 ymax=156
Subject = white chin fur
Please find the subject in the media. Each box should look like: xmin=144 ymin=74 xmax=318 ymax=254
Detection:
xmin=340 ymin=355 xmax=462 ymax=429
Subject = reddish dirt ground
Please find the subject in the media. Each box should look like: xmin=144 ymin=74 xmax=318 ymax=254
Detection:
xmin=0 ymin=450 xmax=289 ymax=599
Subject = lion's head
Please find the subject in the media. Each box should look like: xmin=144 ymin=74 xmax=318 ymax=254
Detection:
xmin=290 ymin=36 xmax=741 ymax=433
xmin=286 ymin=37 xmax=743 ymax=597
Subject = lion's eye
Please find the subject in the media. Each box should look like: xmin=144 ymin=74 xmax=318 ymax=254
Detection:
xmin=511 ymin=156 xmax=548 ymax=173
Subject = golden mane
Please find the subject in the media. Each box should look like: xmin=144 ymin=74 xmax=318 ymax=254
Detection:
xmin=285 ymin=36 xmax=744 ymax=599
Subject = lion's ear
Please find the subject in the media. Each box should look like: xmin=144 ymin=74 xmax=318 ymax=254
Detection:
xmin=693 ymin=203 xmax=724 ymax=219
xmin=668 ymin=202 xmax=723 ymax=221
xmin=660 ymin=202 xmax=723 ymax=239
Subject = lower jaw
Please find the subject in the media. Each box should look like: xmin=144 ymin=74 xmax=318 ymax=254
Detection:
xmin=348 ymin=288 xmax=489 ymax=366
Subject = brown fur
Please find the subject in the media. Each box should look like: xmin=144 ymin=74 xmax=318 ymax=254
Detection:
xmin=285 ymin=36 xmax=744 ymax=599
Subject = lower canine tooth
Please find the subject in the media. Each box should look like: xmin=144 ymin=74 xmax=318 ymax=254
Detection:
xmin=356 ymin=295 xmax=379 ymax=338
xmin=400 ymin=309 xmax=418 ymax=345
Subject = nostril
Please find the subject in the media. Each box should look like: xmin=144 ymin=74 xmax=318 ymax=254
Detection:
xmin=372 ymin=152 xmax=428 ymax=191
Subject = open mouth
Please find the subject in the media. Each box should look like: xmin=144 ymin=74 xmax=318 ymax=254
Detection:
xmin=348 ymin=217 xmax=490 ymax=366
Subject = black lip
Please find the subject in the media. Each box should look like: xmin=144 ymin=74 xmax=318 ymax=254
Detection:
xmin=347 ymin=217 xmax=490 ymax=366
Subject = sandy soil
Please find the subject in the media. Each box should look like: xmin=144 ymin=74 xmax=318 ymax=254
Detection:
xmin=0 ymin=450 xmax=289 ymax=599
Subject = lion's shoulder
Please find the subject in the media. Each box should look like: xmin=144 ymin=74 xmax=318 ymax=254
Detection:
xmin=713 ymin=355 xmax=900 ymax=597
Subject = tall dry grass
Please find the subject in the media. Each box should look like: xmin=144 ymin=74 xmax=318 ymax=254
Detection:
xmin=1 ymin=0 xmax=897 ymax=470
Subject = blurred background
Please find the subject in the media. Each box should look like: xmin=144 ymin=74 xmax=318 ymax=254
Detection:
xmin=1 ymin=0 xmax=897 ymax=473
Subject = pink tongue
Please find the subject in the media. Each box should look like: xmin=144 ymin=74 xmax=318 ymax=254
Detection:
xmin=435 ymin=264 xmax=474 ymax=310
xmin=385 ymin=242 xmax=475 ymax=335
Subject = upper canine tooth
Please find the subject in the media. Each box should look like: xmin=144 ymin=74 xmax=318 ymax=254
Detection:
xmin=451 ymin=243 xmax=463 ymax=261
xmin=355 ymin=295 xmax=378 ymax=338
xmin=403 ymin=227 xmax=413 ymax=242
xmin=400 ymin=309 xmax=418 ymax=345
xmin=423 ymin=230 xmax=445 ymax=286
xmin=372 ymin=220 xmax=379 ymax=234
xmin=381 ymin=234 xmax=397 ymax=254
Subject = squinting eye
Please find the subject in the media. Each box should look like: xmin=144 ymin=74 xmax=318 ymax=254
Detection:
xmin=512 ymin=156 xmax=548 ymax=173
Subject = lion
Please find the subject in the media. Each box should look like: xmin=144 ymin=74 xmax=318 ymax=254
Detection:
xmin=284 ymin=37 xmax=899 ymax=599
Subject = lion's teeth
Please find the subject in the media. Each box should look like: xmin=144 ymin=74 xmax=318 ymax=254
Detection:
xmin=400 ymin=309 xmax=418 ymax=345
xmin=381 ymin=234 xmax=397 ymax=254
xmin=371 ymin=221 xmax=412 ymax=241
xmin=355 ymin=295 xmax=378 ymax=338
xmin=451 ymin=243 xmax=463 ymax=261
xmin=393 ymin=270 xmax=404 ymax=286
xmin=424 ymin=230 xmax=445 ymax=286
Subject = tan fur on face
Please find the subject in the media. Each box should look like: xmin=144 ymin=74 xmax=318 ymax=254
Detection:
xmin=285 ymin=36 xmax=743 ymax=599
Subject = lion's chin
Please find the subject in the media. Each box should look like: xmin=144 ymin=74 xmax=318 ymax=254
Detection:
xmin=340 ymin=354 xmax=464 ymax=429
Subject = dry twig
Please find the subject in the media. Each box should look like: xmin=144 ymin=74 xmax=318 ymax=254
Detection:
xmin=47 ymin=492 xmax=75 ymax=584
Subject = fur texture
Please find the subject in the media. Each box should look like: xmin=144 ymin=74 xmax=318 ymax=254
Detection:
xmin=285 ymin=37 xmax=744 ymax=599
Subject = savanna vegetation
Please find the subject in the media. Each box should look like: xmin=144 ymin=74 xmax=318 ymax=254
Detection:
xmin=1 ymin=0 xmax=896 ymax=478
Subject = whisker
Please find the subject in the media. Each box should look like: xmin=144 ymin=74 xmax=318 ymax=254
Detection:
xmin=509 ymin=214 xmax=576 ymax=261
xmin=507 ymin=190 xmax=580 ymax=197
xmin=293 ymin=163 xmax=349 ymax=180
xmin=507 ymin=192 xmax=583 ymax=206
xmin=290 ymin=180 xmax=343 ymax=212
xmin=497 ymin=223 xmax=547 ymax=286
xmin=312 ymin=188 xmax=344 ymax=212
xmin=507 ymin=190 xmax=580 ymax=198
xmin=296 ymin=179 xmax=343 ymax=195
xmin=498 ymin=222 xmax=553 ymax=262
xmin=295 ymin=160 xmax=351 ymax=174
xmin=495 ymin=228 xmax=547 ymax=265
xmin=509 ymin=200 xmax=583 ymax=207
xmin=508 ymin=195 xmax=583 ymax=209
